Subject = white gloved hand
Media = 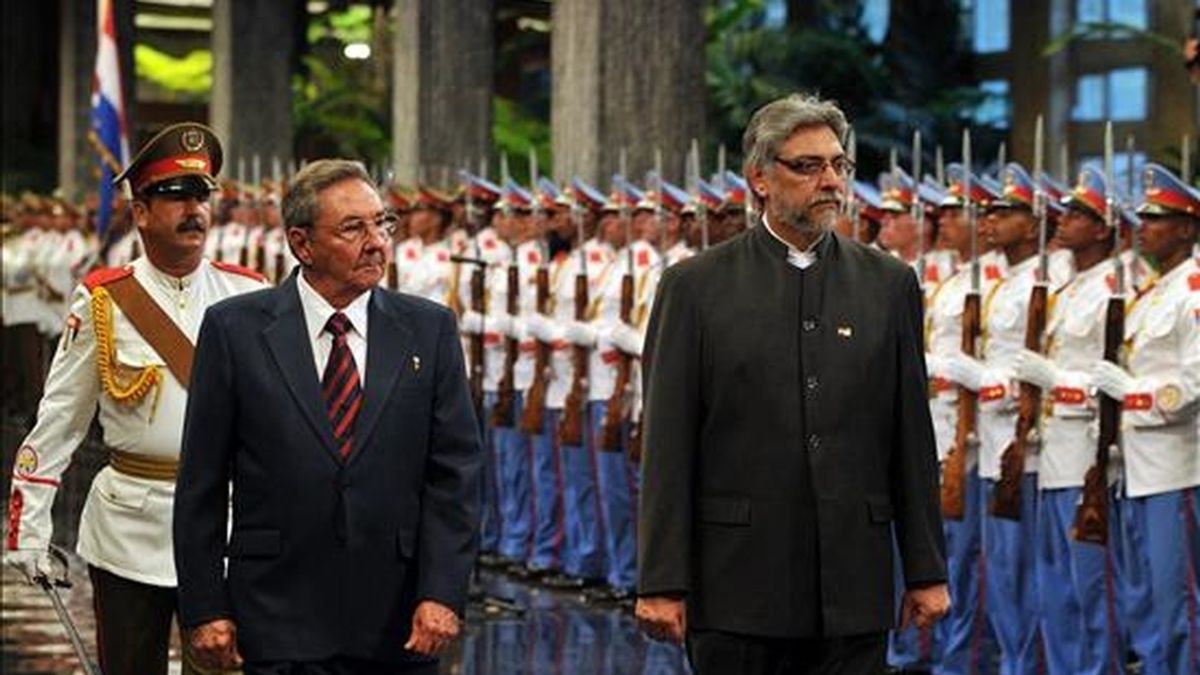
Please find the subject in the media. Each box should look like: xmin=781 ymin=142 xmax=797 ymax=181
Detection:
xmin=488 ymin=313 xmax=513 ymax=337
xmin=459 ymin=310 xmax=484 ymax=335
xmin=942 ymin=353 xmax=986 ymax=392
xmin=5 ymin=549 xmax=55 ymax=585
xmin=1014 ymin=349 xmax=1057 ymax=389
xmin=1090 ymin=361 xmax=1135 ymax=400
xmin=564 ymin=320 xmax=597 ymax=347
xmin=501 ymin=314 xmax=526 ymax=339
xmin=608 ymin=323 xmax=644 ymax=357
xmin=925 ymin=353 xmax=944 ymax=379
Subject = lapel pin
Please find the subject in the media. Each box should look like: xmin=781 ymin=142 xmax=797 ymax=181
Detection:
xmin=412 ymin=355 xmax=421 ymax=373
xmin=837 ymin=324 xmax=853 ymax=339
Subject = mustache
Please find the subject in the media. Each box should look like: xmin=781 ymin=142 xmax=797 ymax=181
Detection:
xmin=176 ymin=216 xmax=206 ymax=232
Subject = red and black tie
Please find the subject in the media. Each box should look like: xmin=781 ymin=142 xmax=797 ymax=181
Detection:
xmin=321 ymin=312 xmax=361 ymax=459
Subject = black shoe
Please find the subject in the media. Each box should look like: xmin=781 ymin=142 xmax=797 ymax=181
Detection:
xmin=540 ymin=572 xmax=585 ymax=589
xmin=583 ymin=585 xmax=634 ymax=605
xmin=506 ymin=563 xmax=553 ymax=581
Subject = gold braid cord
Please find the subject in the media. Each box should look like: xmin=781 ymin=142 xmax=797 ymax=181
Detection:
xmin=91 ymin=286 xmax=160 ymax=405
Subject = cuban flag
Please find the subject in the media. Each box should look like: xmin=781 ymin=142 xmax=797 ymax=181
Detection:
xmin=88 ymin=0 xmax=130 ymax=238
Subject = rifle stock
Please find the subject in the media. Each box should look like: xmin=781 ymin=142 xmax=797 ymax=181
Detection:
xmin=991 ymin=282 xmax=1047 ymax=519
xmin=468 ymin=265 xmax=486 ymax=414
xmin=559 ymin=273 xmax=590 ymax=446
xmin=941 ymin=291 xmax=981 ymax=519
xmin=520 ymin=266 xmax=552 ymax=434
xmin=1073 ymin=294 xmax=1124 ymax=545
xmin=599 ymin=273 xmax=635 ymax=451
xmin=491 ymin=264 xmax=520 ymax=427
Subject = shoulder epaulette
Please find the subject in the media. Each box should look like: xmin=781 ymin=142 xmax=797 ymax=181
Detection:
xmin=83 ymin=265 xmax=133 ymax=291
xmin=212 ymin=260 xmax=267 ymax=283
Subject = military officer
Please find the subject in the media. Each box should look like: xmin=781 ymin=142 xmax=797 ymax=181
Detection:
xmin=1090 ymin=164 xmax=1200 ymax=675
xmin=4 ymin=123 xmax=266 ymax=675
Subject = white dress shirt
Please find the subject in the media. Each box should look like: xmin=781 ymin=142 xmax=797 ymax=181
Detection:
xmin=762 ymin=215 xmax=821 ymax=270
xmin=297 ymin=271 xmax=370 ymax=386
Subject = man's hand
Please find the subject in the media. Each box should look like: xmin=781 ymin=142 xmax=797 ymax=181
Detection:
xmin=405 ymin=600 xmax=460 ymax=656
xmin=188 ymin=618 xmax=242 ymax=670
xmin=900 ymin=583 xmax=950 ymax=630
xmin=635 ymin=596 xmax=686 ymax=643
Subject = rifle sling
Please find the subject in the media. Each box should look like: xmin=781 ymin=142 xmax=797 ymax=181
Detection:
xmin=105 ymin=275 xmax=194 ymax=388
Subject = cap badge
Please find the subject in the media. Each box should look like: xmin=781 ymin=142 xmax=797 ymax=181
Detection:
xmin=181 ymin=129 xmax=205 ymax=152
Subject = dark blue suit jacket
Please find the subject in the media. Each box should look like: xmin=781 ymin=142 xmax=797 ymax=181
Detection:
xmin=174 ymin=273 xmax=482 ymax=663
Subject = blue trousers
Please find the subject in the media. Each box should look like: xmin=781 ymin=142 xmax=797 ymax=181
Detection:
xmin=528 ymin=410 xmax=565 ymax=571
xmin=494 ymin=393 xmax=533 ymax=560
xmin=478 ymin=393 xmax=500 ymax=553
xmin=1115 ymin=487 xmax=1200 ymax=675
xmin=933 ymin=471 xmax=991 ymax=675
xmin=982 ymin=475 xmax=1040 ymax=675
xmin=558 ymin=404 xmax=606 ymax=579
xmin=589 ymin=400 xmax=638 ymax=592
xmin=1036 ymin=487 xmax=1123 ymax=675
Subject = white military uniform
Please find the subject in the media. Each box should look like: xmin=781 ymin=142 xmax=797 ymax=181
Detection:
xmin=587 ymin=239 xmax=660 ymax=402
xmin=216 ymin=220 xmax=249 ymax=265
xmin=456 ymin=226 xmax=512 ymax=392
xmin=543 ymin=240 xmax=615 ymax=410
xmin=1119 ymin=257 xmax=1200 ymax=497
xmin=6 ymin=257 xmax=266 ymax=586
xmin=2 ymin=227 xmax=46 ymax=329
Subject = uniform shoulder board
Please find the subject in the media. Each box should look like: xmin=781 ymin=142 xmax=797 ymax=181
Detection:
xmin=82 ymin=265 xmax=134 ymax=291
xmin=212 ymin=260 xmax=267 ymax=283
xmin=1188 ymin=272 xmax=1200 ymax=292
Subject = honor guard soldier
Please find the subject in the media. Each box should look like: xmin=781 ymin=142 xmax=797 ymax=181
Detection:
xmin=1091 ymin=164 xmax=1200 ymax=675
xmin=923 ymin=164 xmax=1000 ymax=674
xmin=944 ymin=163 xmax=1071 ymax=674
xmin=4 ymin=122 xmax=266 ymax=675
xmin=400 ymin=187 xmax=456 ymax=305
xmin=1013 ymin=166 xmax=1131 ymax=674
xmin=532 ymin=178 xmax=612 ymax=589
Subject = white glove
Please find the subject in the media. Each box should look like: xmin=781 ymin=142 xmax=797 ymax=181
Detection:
xmin=1090 ymin=361 xmax=1135 ymax=400
xmin=925 ymin=352 xmax=944 ymax=379
xmin=459 ymin=310 xmax=484 ymax=335
xmin=525 ymin=314 xmax=557 ymax=342
xmin=564 ymin=320 xmax=597 ymax=347
xmin=1014 ymin=349 xmax=1057 ymax=390
xmin=488 ymin=313 xmax=513 ymax=337
xmin=942 ymin=353 xmax=986 ymax=392
xmin=5 ymin=549 xmax=56 ymax=585
xmin=608 ymin=323 xmax=644 ymax=357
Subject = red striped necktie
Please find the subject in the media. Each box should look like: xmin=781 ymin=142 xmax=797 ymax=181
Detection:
xmin=321 ymin=312 xmax=362 ymax=459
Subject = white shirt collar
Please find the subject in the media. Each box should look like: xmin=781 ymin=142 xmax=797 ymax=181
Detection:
xmin=136 ymin=255 xmax=204 ymax=292
xmin=762 ymin=214 xmax=825 ymax=270
xmin=296 ymin=270 xmax=371 ymax=344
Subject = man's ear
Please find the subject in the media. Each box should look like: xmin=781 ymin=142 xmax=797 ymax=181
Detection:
xmin=286 ymin=227 xmax=313 ymax=267
xmin=746 ymin=164 xmax=768 ymax=199
xmin=130 ymin=200 xmax=149 ymax=232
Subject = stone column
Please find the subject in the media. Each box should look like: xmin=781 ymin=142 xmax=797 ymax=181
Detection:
xmin=57 ymin=0 xmax=136 ymax=199
xmin=552 ymin=0 xmax=705 ymax=186
xmin=1148 ymin=0 xmax=1198 ymax=169
xmin=392 ymin=0 xmax=494 ymax=185
xmin=210 ymin=0 xmax=297 ymax=172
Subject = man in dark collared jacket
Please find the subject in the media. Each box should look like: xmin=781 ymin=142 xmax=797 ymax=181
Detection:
xmin=635 ymin=93 xmax=949 ymax=674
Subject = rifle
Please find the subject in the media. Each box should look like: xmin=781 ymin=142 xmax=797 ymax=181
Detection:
xmin=627 ymin=153 xmax=665 ymax=463
xmin=1073 ymin=122 xmax=1123 ymax=545
xmin=559 ymin=195 xmax=590 ymax=447
xmin=941 ymin=129 xmax=979 ymax=520
xmin=992 ymin=116 xmax=1049 ymax=520
xmin=600 ymin=164 xmax=634 ymax=452
xmin=491 ymin=262 xmax=520 ymax=427
xmin=520 ymin=150 xmax=551 ymax=434
xmin=464 ymin=249 xmax=487 ymax=415
xmin=912 ymin=130 xmax=926 ymax=284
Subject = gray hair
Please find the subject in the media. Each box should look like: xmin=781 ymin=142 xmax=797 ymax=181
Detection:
xmin=281 ymin=159 xmax=374 ymax=230
xmin=741 ymin=93 xmax=849 ymax=176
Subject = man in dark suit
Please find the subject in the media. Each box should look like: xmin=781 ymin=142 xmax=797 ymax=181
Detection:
xmin=174 ymin=159 xmax=482 ymax=674
xmin=635 ymin=94 xmax=949 ymax=674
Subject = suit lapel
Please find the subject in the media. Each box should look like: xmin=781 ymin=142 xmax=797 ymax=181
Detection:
xmin=349 ymin=290 xmax=414 ymax=464
xmin=262 ymin=275 xmax=340 ymax=461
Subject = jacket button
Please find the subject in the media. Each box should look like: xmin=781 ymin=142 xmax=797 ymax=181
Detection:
xmin=802 ymin=318 xmax=819 ymax=332
xmin=808 ymin=434 xmax=821 ymax=451
xmin=805 ymin=375 xmax=819 ymax=392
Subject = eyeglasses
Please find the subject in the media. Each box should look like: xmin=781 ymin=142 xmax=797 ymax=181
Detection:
xmin=327 ymin=212 xmax=399 ymax=243
xmin=774 ymin=155 xmax=855 ymax=179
